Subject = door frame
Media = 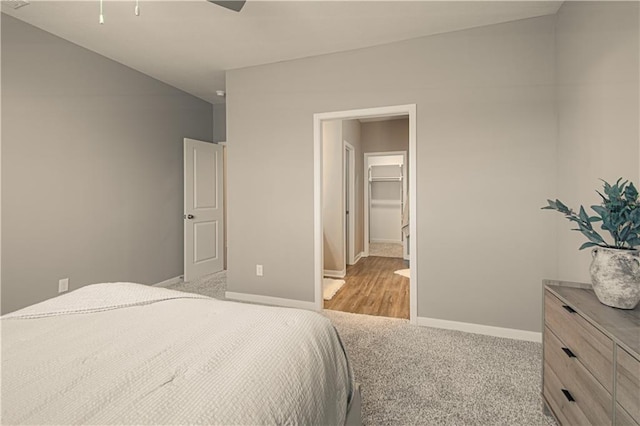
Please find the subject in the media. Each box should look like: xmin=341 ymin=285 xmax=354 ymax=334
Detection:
xmin=344 ymin=141 xmax=356 ymax=266
xmin=313 ymin=104 xmax=417 ymax=324
xmin=219 ymin=141 xmax=228 ymax=271
xmin=363 ymin=150 xmax=407 ymax=257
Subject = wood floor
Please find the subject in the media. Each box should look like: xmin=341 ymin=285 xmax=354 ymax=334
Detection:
xmin=324 ymin=256 xmax=409 ymax=319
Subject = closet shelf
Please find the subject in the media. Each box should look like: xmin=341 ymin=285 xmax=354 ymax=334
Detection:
xmin=369 ymin=177 xmax=403 ymax=182
xmin=370 ymin=200 xmax=403 ymax=206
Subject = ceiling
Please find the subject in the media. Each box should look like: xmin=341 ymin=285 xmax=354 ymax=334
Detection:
xmin=1 ymin=1 xmax=563 ymax=104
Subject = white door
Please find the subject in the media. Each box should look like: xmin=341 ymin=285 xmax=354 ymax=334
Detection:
xmin=345 ymin=145 xmax=350 ymax=266
xmin=184 ymin=138 xmax=224 ymax=281
xmin=344 ymin=142 xmax=356 ymax=265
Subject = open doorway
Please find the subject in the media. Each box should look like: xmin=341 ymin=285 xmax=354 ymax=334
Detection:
xmin=314 ymin=105 xmax=417 ymax=323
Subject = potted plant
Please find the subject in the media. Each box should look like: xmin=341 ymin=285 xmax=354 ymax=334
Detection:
xmin=543 ymin=178 xmax=640 ymax=309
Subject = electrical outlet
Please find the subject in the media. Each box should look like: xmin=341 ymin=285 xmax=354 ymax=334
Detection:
xmin=58 ymin=278 xmax=69 ymax=293
xmin=256 ymin=265 xmax=263 ymax=276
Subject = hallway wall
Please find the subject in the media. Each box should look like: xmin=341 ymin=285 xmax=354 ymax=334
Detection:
xmin=342 ymin=119 xmax=364 ymax=259
xmin=361 ymin=118 xmax=409 ymax=153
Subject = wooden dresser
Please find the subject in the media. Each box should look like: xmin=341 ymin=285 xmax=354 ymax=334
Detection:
xmin=543 ymin=282 xmax=640 ymax=426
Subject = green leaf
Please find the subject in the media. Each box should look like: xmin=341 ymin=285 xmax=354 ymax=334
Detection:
xmin=627 ymin=237 xmax=640 ymax=248
xmin=579 ymin=206 xmax=589 ymax=224
xmin=612 ymin=216 xmax=622 ymax=228
xmin=620 ymin=224 xmax=632 ymax=241
xmin=625 ymin=182 xmax=638 ymax=201
xmin=579 ymin=242 xmax=600 ymax=250
xmin=575 ymin=225 xmax=605 ymax=243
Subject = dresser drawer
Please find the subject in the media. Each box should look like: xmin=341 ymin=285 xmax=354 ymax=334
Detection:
xmin=617 ymin=348 xmax=640 ymax=424
xmin=545 ymin=290 xmax=614 ymax=392
xmin=617 ymin=404 xmax=639 ymax=426
xmin=544 ymin=326 xmax=612 ymax=425
xmin=544 ymin=361 xmax=589 ymax=425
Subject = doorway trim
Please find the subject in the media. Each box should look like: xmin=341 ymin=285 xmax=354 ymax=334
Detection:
xmin=313 ymin=104 xmax=417 ymax=324
xmin=344 ymin=141 xmax=356 ymax=266
xmin=363 ymin=150 xmax=407 ymax=258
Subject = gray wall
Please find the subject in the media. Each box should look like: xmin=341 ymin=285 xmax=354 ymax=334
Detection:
xmin=227 ymin=15 xmax=558 ymax=332
xmin=342 ymin=119 xmax=364 ymax=257
xmin=555 ymin=1 xmax=640 ymax=283
xmin=322 ymin=118 xmax=364 ymax=274
xmin=361 ymin=118 xmax=409 ymax=154
xmin=213 ymin=103 xmax=227 ymax=142
xmin=1 ymin=15 xmax=213 ymax=313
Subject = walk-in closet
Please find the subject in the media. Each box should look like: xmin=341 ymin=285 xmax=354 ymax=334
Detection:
xmin=366 ymin=154 xmax=407 ymax=260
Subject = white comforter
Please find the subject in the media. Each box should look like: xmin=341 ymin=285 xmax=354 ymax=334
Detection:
xmin=1 ymin=283 xmax=352 ymax=425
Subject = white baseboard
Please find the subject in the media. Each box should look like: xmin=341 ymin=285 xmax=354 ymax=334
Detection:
xmin=153 ymin=276 xmax=183 ymax=288
xmin=352 ymin=252 xmax=364 ymax=264
xmin=324 ymin=269 xmax=346 ymax=279
xmin=416 ymin=316 xmax=542 ymax=342
xmin=370 ymin=239 xmax=402 ymax=244
xmin=225 ymin=291 xmax=316 ymax=310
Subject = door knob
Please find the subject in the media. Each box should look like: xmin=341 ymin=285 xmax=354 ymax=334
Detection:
xmin=186 ymin=214 xmax=195 ymax=219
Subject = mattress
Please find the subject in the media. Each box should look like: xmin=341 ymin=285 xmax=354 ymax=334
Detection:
xmin=1 ymin=283 xmax=353 ymax=425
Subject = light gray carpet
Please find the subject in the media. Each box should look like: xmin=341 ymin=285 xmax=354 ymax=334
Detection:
xmin=325 ymin=310 xmax=555 ymax=426
xmin=168 ymin=272 xmax=555 ymax=426
xmin=167 ymin=271 xmax=227 ymax=299
xmin=369 ymin=242 xmax=403 ymax=258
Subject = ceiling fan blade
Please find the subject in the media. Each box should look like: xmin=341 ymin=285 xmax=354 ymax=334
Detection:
xmin=207 ymin=0 xmax=246 ymax=12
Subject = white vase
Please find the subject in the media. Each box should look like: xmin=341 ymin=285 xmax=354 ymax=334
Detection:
xmin=589 ymin=247 xmax=640 ymax=309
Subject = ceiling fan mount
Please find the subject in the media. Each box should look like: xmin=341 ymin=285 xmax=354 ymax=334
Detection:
xmin=207 ymin=0 xmax=246 ymax=13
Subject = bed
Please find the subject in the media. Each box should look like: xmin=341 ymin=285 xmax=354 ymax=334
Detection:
xmin=1 ymin=282 xmax=360 ymax=425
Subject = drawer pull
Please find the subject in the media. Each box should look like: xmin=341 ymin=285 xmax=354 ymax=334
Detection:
xmin=561 ymin=347 xmax=576 ymax=358
xmin=561 ymin=389 xmax=575 ymax=402
xmin=562 ymin=305 xmax=576 ymax=314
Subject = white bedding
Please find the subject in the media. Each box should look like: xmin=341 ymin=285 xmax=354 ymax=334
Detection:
xmin=1 ymin=283 xmax=352 ymax=425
